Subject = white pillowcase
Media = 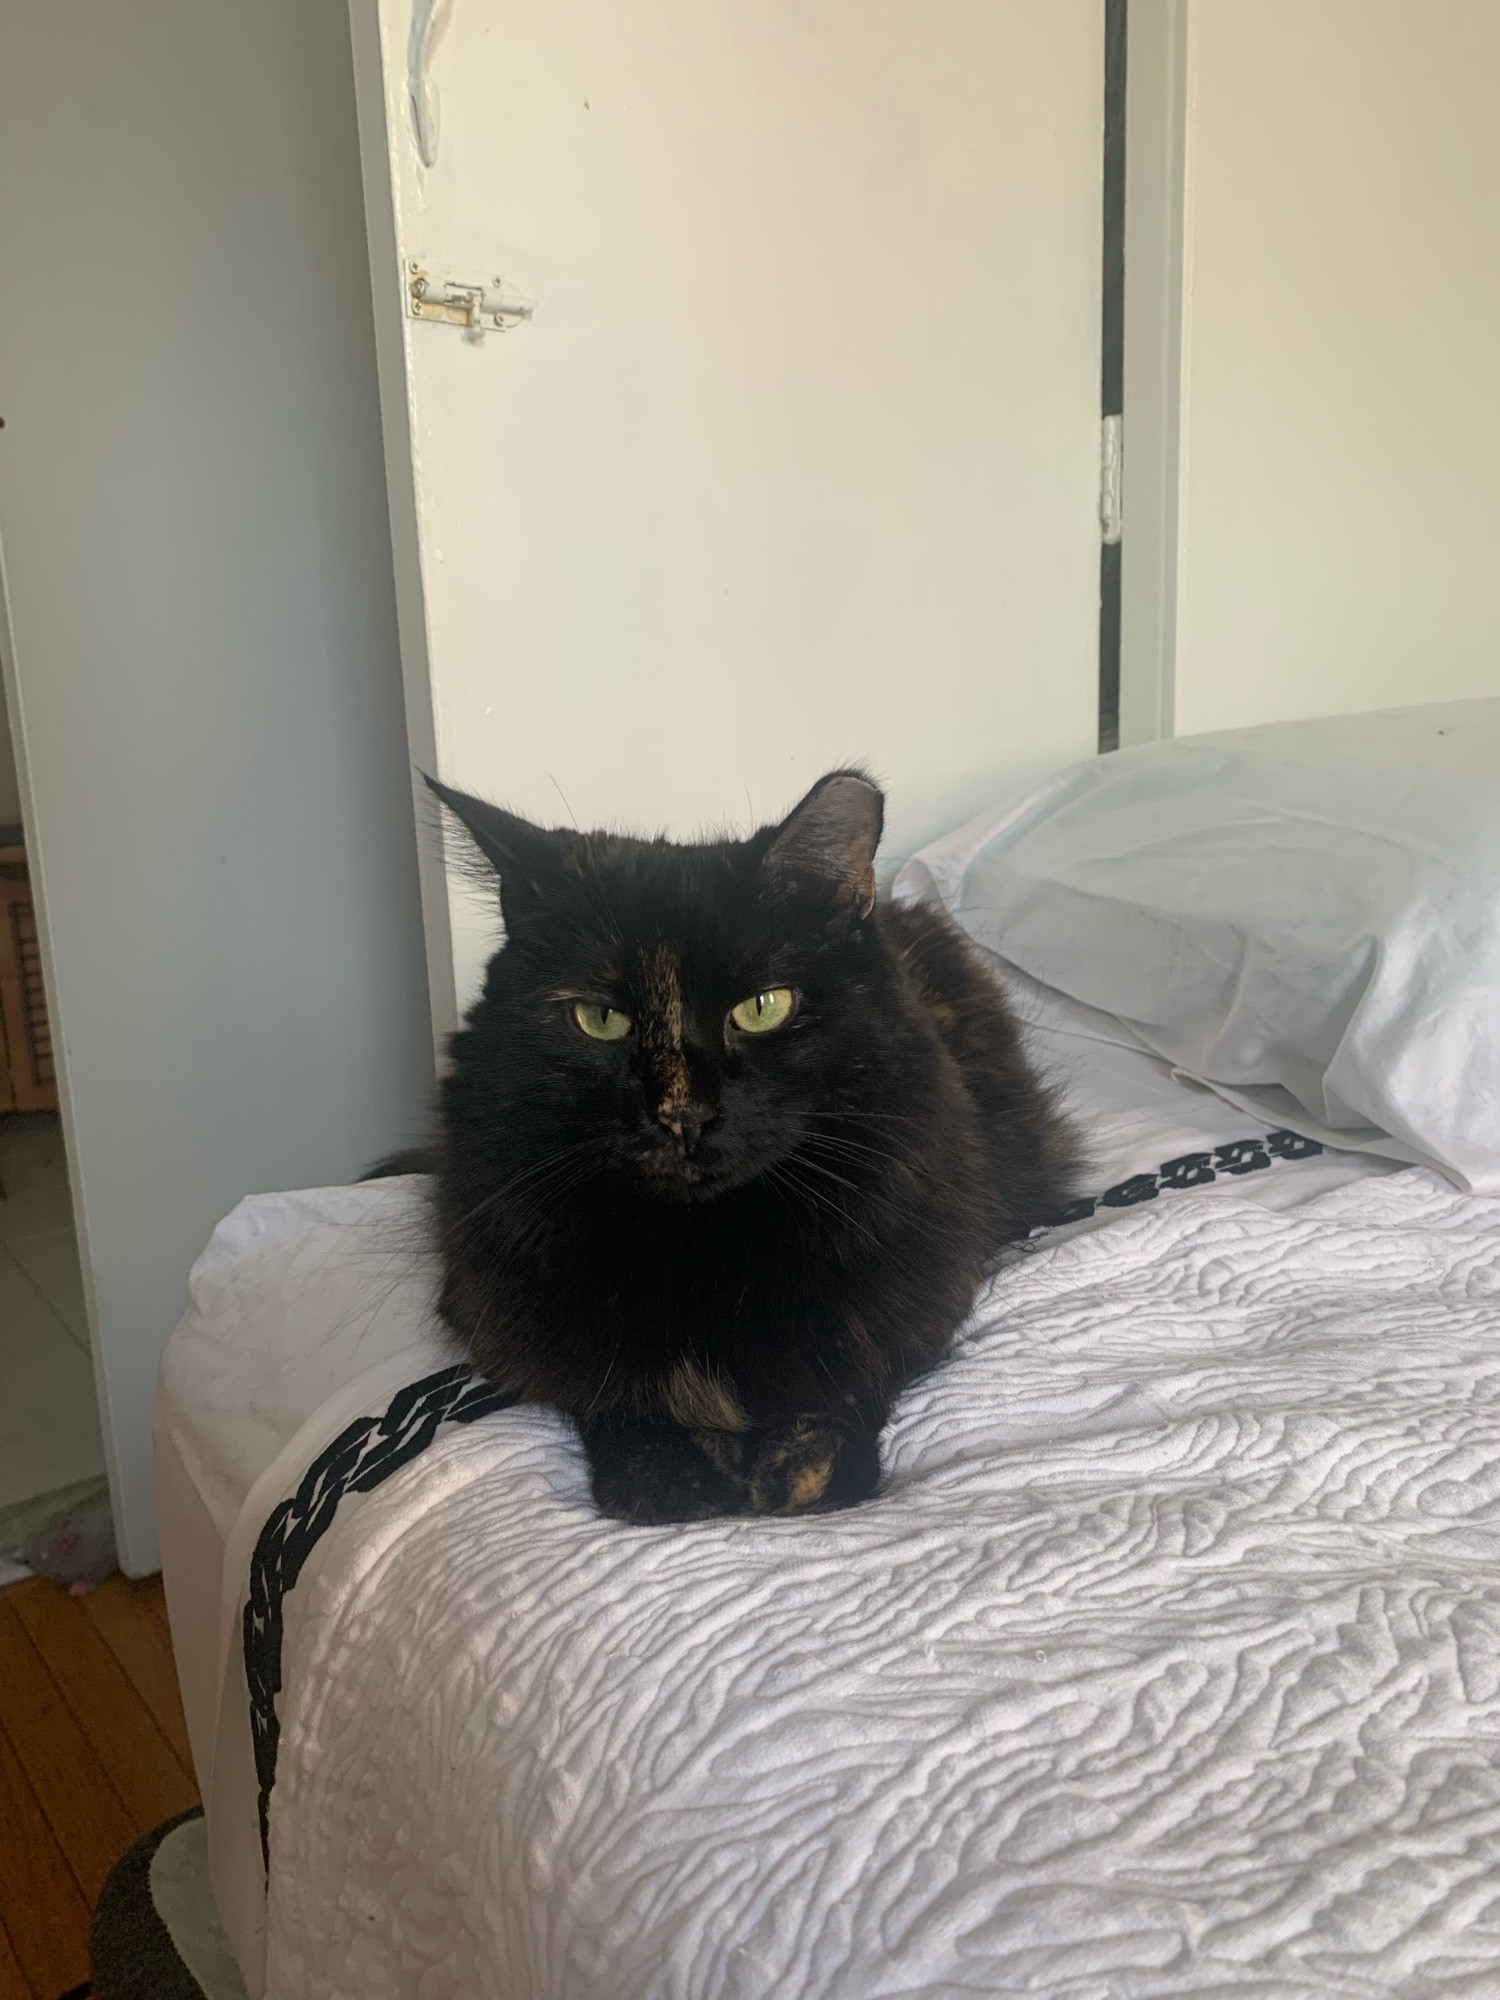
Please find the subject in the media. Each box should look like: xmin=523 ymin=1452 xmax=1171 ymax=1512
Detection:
xmin=895 ymin=699 xmax=1500 ymax=1192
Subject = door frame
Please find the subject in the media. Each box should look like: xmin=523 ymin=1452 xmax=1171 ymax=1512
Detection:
xmin=348 ymin=0 xmax=461 ymax=1051
xmin=1118 ymin=0 xmax=1190 ymax=747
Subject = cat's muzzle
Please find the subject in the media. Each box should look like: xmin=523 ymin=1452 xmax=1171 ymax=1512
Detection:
xmin=635 ymin=1117 xmax=724 ymax=1198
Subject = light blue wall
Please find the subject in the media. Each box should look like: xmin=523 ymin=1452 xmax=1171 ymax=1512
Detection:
xmin=0 ymin=0 xmax=434 ymax=1570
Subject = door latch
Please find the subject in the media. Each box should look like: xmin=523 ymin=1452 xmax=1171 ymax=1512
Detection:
xmin=407 ymin=266 xmax=536 ymax=343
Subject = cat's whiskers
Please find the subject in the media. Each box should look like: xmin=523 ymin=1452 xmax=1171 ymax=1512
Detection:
xmin=797 ymin=1131 xmax=894 ymax=1166
xmin=765 ymin=1159 xmax=880 ymax=1248
xmin=585 ymin=1334 xmax=625 ymax=1415
xmin=783 ymin=1150 xmax=870 ymax=1199
xmin=772 ymin=1177 xmax=876 ymax=1249
xmin=501 ymin=1155 xmax=610 ymax=1227
xmin=758 ymin=1162 xmax=804 ymax=1232
xmin=450 ymin=1138 xmax=610 ymax=1235
xmin=459 ymin=1156 xmax=596 ymax=1227
xmin=806 ymin=1108 xmax=921 ymax=1130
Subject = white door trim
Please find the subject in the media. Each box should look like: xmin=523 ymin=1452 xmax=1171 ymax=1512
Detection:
xmin=348 ymin=0 xmax=459 ymax=1050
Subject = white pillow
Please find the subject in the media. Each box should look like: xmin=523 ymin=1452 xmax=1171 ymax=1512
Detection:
xmin=895 ymin=700 xmax=1500 ymax=1192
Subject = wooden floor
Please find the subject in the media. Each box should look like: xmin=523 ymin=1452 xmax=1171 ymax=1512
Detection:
xmin=0 ymin=1573 xmax=200 ymax=2000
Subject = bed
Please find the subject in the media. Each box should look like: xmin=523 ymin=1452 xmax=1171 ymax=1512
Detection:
xmin=155 ymin=702 xmax=1500 ymax=1998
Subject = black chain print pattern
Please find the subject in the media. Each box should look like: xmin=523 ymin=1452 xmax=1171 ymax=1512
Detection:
xmin=244 ymin=1364 xmax=517 ymax=1867
xmin=1034 ymin=1128 xmax=1324 ymax=1231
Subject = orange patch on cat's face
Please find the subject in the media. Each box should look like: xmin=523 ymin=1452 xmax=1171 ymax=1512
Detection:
xmin=638 ymin=943 xmax=692 ymax=1119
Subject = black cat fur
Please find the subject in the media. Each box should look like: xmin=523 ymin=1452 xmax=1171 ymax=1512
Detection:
xmin=406 ymin=769 xmax=1076 ymax=1524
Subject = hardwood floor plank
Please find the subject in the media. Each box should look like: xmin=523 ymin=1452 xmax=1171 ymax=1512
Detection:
xmin=139 ymin=1569 xmax=171 ymax=1631
xmin=0 ymin=1597 xmax=137 ymax=1902
xmin=138 ymin=1575 xmax=189 ymax=1706
xmin=0 ymin=1724 xmax=91 ymax=1999
xmin=0 ymin=1919 xmax=34 ymax=2000
xmin=8 ymin=1578 xmax=198 ymax=1828
xmin=80 ymin=1574 xmax=197 ymax=1777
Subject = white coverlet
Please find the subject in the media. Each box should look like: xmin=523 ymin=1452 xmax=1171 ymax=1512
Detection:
xmin=238 ymin=1168 xmax=1500 ymax=1999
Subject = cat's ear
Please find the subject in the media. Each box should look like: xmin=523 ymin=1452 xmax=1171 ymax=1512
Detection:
xmin=424 ymin=775 xmax=562 ymax=924
xmin=760 ymin=769 xmax=884 ymax=918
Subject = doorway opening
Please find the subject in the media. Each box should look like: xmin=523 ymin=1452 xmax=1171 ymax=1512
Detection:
xmin=0 ymin=689 xmax=104 ymax=1583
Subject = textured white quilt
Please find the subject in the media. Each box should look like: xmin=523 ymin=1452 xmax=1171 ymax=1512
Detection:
xmin=255 ymin=1169 xmax=1500 ymax=1999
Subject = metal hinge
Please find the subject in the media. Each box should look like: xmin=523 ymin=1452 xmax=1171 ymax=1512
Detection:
xmin=407 ymin=265 xmax=536 ymax=344
xmin=1099 ymin=412 xmax=1122 ymax=544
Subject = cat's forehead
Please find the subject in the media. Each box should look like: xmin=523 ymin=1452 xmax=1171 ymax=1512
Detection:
xmin=549 ymin=841 xmax=787 ymax=991
xmin=570 ymin=837 xmax=756 ymax=928
xmin=616 ymin=918 xmax=775 ymax=998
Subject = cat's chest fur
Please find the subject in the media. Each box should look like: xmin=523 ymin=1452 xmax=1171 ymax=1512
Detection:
xmin=455 ymin=1146 xmax=979 ymax=1422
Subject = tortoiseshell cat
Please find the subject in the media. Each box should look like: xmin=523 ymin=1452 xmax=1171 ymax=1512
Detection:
xmin=413 ymin=770 xmax=1075 ymax=1523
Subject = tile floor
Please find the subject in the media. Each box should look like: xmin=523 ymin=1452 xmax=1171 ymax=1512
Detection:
xmin=0 ymin=1113 xmax=105 ymax=1511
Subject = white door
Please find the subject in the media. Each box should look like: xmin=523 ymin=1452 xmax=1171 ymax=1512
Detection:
xmin=350 ymin=0 xmax=1107 ymax=1023
xmin=1122 ymin=0 xmax=1500 ymax=742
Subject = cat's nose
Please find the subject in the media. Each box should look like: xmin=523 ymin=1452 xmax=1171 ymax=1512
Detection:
xmin=658 ymin=1102 xmax=716 ymax=1151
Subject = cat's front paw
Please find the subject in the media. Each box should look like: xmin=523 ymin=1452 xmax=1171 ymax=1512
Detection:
xmin=583 ymin=1413 xmax=745 ymax=1524
xmin=580 ymin=1411 xmax=881 ymax=1522
xmin=745 ymin=1417 xmax=880 ymax=1516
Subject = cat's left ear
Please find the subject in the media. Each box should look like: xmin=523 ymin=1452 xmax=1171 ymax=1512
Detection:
xmin=760 ymin=769 xmax=883 ymax=918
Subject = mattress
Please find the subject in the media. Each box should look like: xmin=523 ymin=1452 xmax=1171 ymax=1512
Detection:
xmin=157 ymin=992 xmax=1471 ymax=1998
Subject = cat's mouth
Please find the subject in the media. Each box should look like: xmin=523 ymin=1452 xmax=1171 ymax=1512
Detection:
xmin=635 ymin=1145 xmax=721 ymax=1199
xmin=633 ymin=1133 xmax=761 ymax=1202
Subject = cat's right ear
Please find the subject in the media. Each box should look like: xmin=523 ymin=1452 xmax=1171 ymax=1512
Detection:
xmin=423 ymin=775 xmax=560 ymax=925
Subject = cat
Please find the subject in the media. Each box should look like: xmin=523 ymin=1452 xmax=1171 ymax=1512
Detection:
xmin=412 ymin=769 xmax=1077 ymax=1524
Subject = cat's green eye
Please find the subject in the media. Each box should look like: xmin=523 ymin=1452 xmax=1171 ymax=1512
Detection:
xmin=573 ymin=1001 xmax=632 ymax=1042
xmin=729 ymin=987 xmax=797 ymax=1036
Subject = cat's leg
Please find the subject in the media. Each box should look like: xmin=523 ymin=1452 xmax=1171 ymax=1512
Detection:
xmin=580 ymin=1410 xmax=748 ymax=1524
